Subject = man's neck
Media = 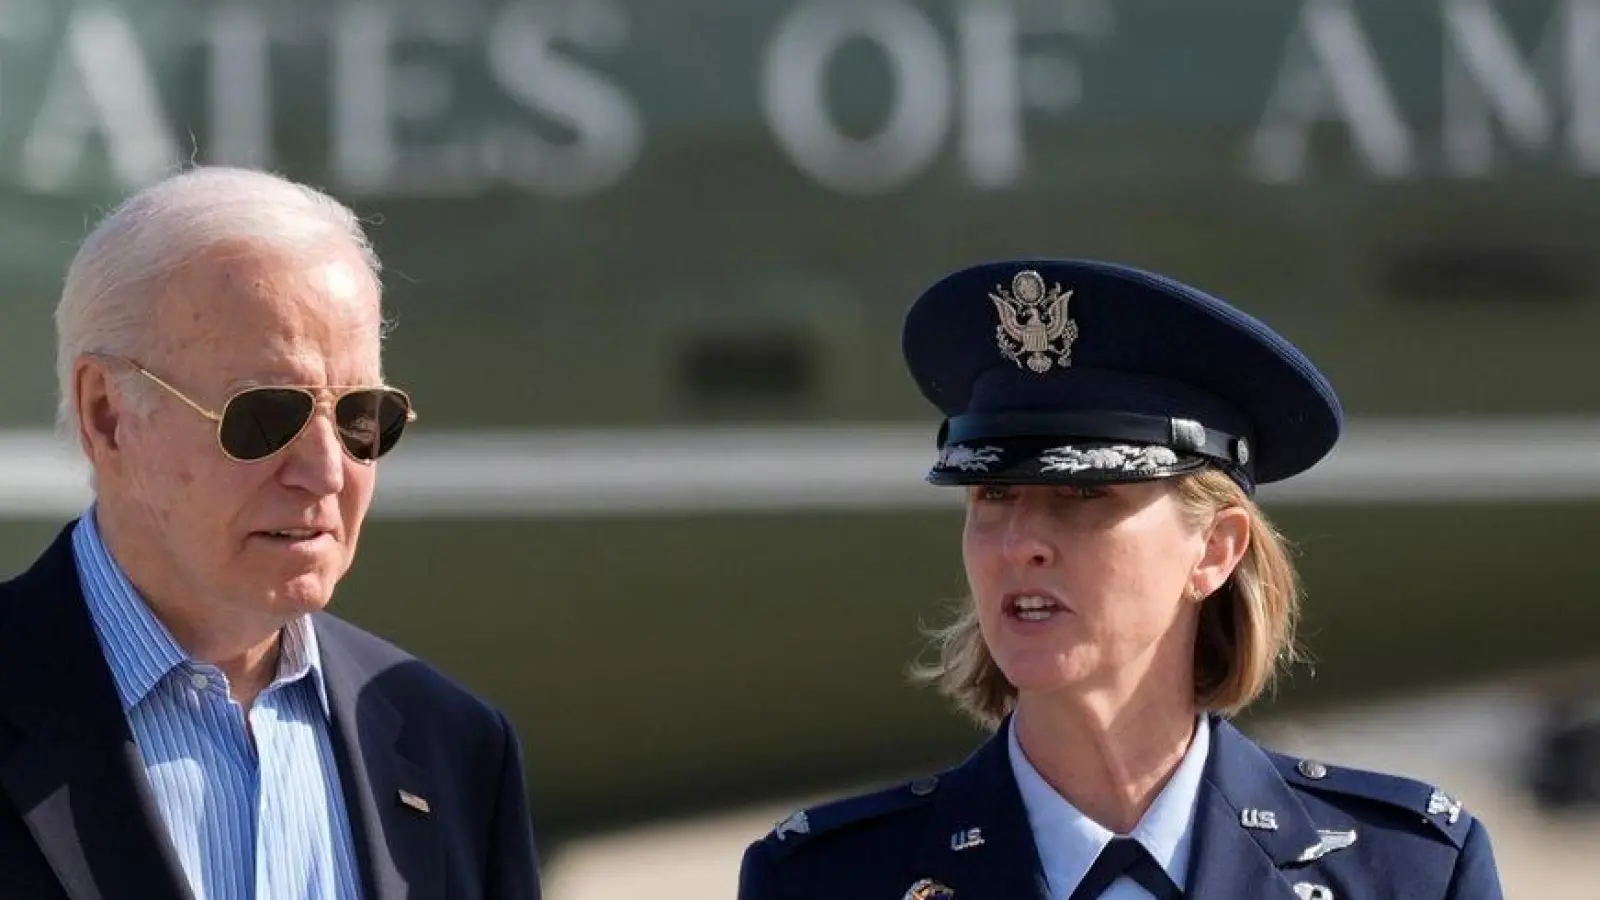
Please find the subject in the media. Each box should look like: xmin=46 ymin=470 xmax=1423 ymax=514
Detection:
xmin=92 ymin=503 xmax=287 ymax=709
xmin=208 ymin=635 xmax=285 ymax=711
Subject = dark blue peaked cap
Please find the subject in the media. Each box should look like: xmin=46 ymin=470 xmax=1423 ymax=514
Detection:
xmin=902 ymin=259 xmax=1343 ymax=493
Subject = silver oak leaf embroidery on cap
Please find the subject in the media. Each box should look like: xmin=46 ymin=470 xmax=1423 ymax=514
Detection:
xmin=936 ymin=445 xmax=1003 ymax=472
xmin=1040 ymin=445 xmax=1178 ymax=475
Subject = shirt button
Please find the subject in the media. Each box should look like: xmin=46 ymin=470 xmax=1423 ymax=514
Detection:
xmin=189 ymin=673 xmax=210 ymax=691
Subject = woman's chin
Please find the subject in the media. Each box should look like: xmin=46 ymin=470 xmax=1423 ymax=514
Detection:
xmin=996 ymin=649 xmax=1093 ymax=696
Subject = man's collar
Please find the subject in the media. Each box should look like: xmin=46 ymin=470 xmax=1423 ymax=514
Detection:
xmin=73 ymin=509 xmax=188 ymax=713
xmin=275 ymin=611 xmax=331 ymax=716
xmin=72 ymin=505 xmax=329 ymax=716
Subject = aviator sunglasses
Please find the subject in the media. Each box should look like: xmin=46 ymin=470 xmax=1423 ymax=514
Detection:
xmin=97 ymin=355 xmax=416 ymax=463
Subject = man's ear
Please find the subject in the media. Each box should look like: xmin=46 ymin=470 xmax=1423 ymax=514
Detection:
xmin=74 ymin=357 xmax=127 ymax=471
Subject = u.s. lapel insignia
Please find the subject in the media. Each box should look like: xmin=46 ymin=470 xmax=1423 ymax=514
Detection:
xmin=903 ymin=878 xmax=956 ymax=900
xmin=1295 ymin=828 xmax=1358 ymax=863
xmin=1427 ymin=789 xmax=1462 ymax=824
xmin=949 ymin=827 xmax=984 ymax=851
xmin=397 ymin=789 xmax=431 ymax=815
xmin=990 ymin=269 xmax=1079 ymax=374
xmin=1240 ymin=808 xmax=1278 ymax=830
xmin=773 ymin=810 xmax=810 ymax=841
xmin=1293 ymin=883 xmax=1334 ymax=900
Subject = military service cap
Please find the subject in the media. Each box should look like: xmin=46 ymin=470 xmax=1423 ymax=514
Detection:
xmin=902 ymin=259 xmax=1343 ymax=493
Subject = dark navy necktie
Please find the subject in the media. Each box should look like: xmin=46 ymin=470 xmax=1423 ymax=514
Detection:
xmin=1066 ymin=837 xmax=1183 ymax=900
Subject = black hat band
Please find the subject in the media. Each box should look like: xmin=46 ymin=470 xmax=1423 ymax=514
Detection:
xmin=942 ymin=410 xmax=1252 ymax=473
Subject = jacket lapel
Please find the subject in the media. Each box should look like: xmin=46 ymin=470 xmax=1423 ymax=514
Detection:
xmin=1184 ymin=716 xmax=1319 ymax=900
xmin=319 ymin=624 xmax=445 ymax=900
xmin=0 ymin=524 xmax=193 ymax=900
xmin=910 ymin=720 xmax=1049 ymax=900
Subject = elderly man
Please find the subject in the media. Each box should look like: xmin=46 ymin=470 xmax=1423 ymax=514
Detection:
xmin=0 ymin=167 xmax=541 ymax=900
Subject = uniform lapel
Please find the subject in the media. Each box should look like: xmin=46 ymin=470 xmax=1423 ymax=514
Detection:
xmin=0 ymin=525 xmax=193 ymax=900
xmin=909 ymin=720 xmax=1049 ymax=900
xmin=899 ymin=714 xmax=1340 ymax=900
xmin=1184 ymin=716 xmax=1318 ymax=900
xmin=319 ymin=624 xmax=446 ymax=900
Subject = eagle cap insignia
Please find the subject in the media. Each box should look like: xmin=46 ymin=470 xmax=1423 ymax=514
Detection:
xmin=990 ymin=269 xmax=1079 ymax=374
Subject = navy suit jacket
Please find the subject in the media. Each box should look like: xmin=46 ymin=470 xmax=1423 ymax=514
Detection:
xmin=740 ymin=713 xmax=1504 ymax=900
xmin=0 ymin=523 xmax=542 ymax=900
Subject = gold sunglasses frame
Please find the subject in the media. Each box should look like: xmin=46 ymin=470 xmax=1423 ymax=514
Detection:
xmin=92 ymin=354 xmax=418 ymax=464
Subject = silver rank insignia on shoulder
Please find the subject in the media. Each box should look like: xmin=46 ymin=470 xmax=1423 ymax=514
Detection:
xmin=950 ymin=827 xmax=984 ymax=851
xmin=1293 ymin=883 xmax=1334 ymax=900
xmin=1240 ymin=808 xmax=1278 ymax=830
xmin=903 ymin=878 xmax=956 ymax=900
xmin=990 ymin=269 xmax=1079 ymax=374
xmin=773 ymin=810 xmax=810 ymax=841
xmin=1295 ymin=828 xmax=1358 ymax=863
xmin=1427 ymin=789 xmax=1462 ymax=824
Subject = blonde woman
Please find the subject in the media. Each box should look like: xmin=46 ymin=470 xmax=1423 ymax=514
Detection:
xmin=738 ymin=260 xmax=1503 ymax=900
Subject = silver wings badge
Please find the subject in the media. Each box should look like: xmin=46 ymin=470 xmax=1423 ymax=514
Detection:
xmin=1295 ymin=828 xmax=1358 ymax=863
xmin=990 ymin=269 xmax=1079 ymax=374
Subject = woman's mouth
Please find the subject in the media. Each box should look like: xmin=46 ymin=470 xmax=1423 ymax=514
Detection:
xmin=1004 ymin=592 xmax=1067 ymax=622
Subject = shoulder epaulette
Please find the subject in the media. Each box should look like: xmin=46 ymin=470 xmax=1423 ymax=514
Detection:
xmin=1271 ymin=752 xmax=1475 ymax=848
xmin=760 ymin=774 xmax=941 ymax=859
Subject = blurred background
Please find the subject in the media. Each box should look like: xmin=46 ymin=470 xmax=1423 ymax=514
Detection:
xmin=0 ymin=0 xmax=1598 ymax=894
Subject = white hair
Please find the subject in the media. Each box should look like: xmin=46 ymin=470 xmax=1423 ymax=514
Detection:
xmin=54 ymin=165 xmax=384 ymax=447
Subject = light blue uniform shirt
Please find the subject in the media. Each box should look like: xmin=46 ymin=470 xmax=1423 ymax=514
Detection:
xmin=1009 ymin=713 xmax=1212 ymax=900
xmin=73 ymin=511 xmax=364 ymax=900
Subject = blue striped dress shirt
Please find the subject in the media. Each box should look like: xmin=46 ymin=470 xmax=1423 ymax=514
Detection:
xmin=72 ymin=511 xmax=364 ymax=900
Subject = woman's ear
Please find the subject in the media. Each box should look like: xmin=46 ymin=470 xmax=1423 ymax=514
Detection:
xmin=1189 ymin=505 xmax=1250 ymax=602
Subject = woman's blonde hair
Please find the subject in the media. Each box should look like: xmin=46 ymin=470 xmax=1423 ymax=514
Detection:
xmin=910 ymin=468 xmax=1303 ymax=728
